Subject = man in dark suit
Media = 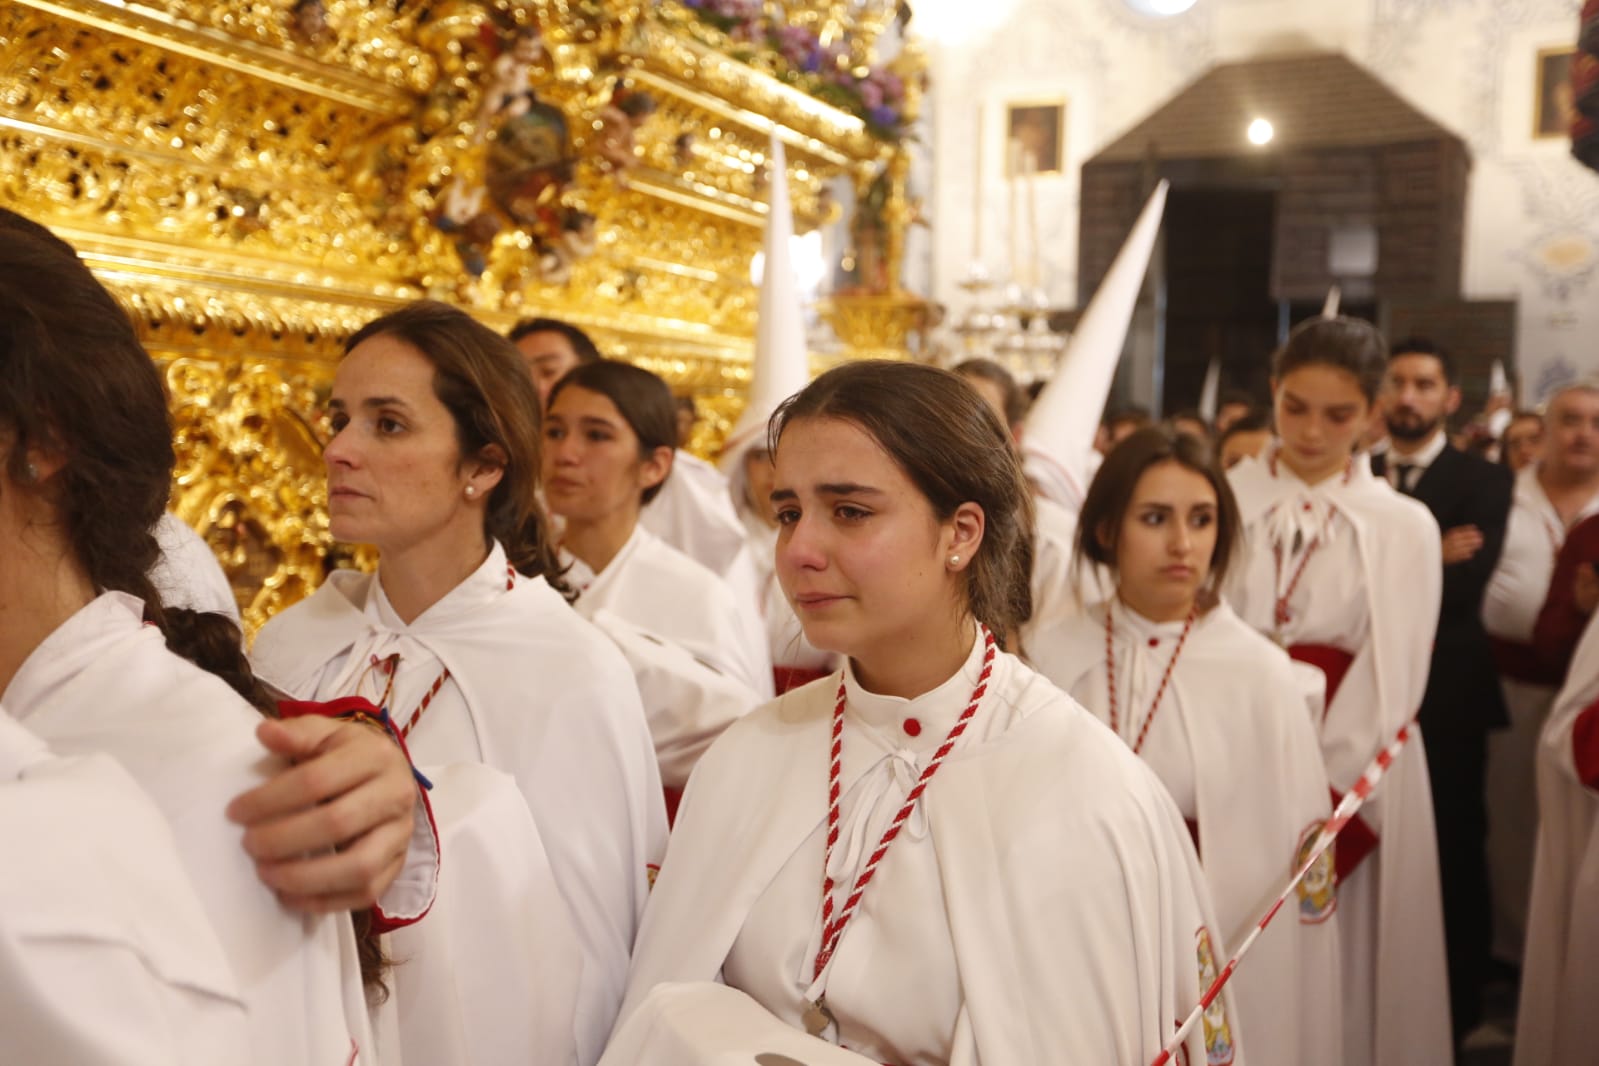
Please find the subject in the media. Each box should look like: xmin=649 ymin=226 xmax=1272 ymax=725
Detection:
xmin=1375 ymin=337 xmax=1514 ymax=1043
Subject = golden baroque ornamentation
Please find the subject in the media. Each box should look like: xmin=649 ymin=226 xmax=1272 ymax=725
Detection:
xmin=1 ymin=0 xmax=928 ymax=619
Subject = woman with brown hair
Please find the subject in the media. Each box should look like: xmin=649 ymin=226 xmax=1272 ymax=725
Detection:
xmin=251 ymin=301 xmax=666 ymax=1066
xmin=1225 ymin=316 xmax=1450 ymax=1066
xmin=542 ymin=361 xmax=768 ymax=808
xmin=0 ymin=209 xmax=414 ymax=1062
xmin=605 ymin=360 xmax=1239 ymax=1066
xmin=1028 ymin=425 xmax=1341 ymax=1066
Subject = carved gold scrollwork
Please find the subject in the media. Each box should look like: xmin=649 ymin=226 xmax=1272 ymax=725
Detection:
xmin=1 ymin=0 xmax=927 ymax=621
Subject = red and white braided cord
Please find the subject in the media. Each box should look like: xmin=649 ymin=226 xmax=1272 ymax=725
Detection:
xmin=1149 ymin=721 xmax=1415 ymax=1066
xmin=813 ymin=627 xmax=997 ymax=981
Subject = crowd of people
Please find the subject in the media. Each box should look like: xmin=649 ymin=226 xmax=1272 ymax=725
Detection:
xmin=5 ymin=205 xmax=1598 ymax=1066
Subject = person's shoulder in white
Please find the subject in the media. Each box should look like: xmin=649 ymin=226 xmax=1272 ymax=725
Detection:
xmin=0 ymin=714 xmax=248 ymax=1066
xmin=15 ymin=595 xmax=369 ymax=1066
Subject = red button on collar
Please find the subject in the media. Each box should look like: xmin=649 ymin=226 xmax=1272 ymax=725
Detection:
xmin=1148 ymin=637 xmax=1160 ymax=648
xmin=902 ymin=718 xmax=922 ymax=737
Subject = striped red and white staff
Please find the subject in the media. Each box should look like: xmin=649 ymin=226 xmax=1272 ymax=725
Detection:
xmin=1149 ymin=721 xmax=1416 ymax=1066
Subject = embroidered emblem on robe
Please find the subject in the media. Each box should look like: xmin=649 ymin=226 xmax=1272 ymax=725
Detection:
xmin=1195 ymin=926 xmax=1237 ymax=1066
xmin=1295 ymin=821 xmax=1337 ymax=925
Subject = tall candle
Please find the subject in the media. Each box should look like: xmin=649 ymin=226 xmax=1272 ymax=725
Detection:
xmin=1025 ymin=148 xmax=1041 ymax=291
xmin=1007 ymin=137 xmax=1020 ymax=286
xmin=972 ymin=105 xmax=984 ymax=263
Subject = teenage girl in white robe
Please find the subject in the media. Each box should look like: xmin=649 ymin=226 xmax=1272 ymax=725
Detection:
xmin=606 ymin=361 xmax=1243 ymax=1066
xmin=1223 ymin=316 xmax=1451 ymax=1066
xmin=0 ymin=209 xmax=400 ymax=1064
xmin=1029 ymin=425 xmax=1342 ymax=1066
xmin=251 ymin=302 xmax=666 ymax=1066
xmin=543 ymin=359 xmax=770 ymax=796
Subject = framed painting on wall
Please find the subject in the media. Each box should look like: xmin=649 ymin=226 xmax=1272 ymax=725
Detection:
xmin=1006 ymin=100 xmax=1066 ymax=175
xmin=1535 ymin=46 xmax=1577 ymax=139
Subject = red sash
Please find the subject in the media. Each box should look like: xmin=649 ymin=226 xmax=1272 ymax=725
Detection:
xmin=1573 ymin=697 xmax=1599 ymax=790
xmin=1288 ymin=643 xmax=1376 ymax=882
xmin=1287 ymin=643 xmax=1356 ymax=711
xmin=663 ymin=787 xmax=683 ymax=828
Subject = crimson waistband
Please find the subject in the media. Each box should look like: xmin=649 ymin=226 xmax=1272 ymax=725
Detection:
xmin=1288 ymin=643 xmax=1357 ymax=711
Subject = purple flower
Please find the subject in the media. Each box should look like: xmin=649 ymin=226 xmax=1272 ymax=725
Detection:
xmin=773 ymin=24 xmax=820 ymax=67
xmin=867 ymin=105 xmax=899 ymax=129
xmin=859 ymin=79 xmax=884 ymax=110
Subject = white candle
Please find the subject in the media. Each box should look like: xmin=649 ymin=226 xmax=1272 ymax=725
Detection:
xmin=1008 ymin=137 xmax=1020 ymax=286
xmin=972 ymin=105 xmax=984 ymax=263
xmin=1025 ymin=148 xmax=1041 ymax=291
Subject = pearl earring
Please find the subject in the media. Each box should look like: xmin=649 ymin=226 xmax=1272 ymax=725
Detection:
xmin=949 ymin=554 xmax=961 ymax=567
xmin=464 ymin=485 xmax=477 ymax=498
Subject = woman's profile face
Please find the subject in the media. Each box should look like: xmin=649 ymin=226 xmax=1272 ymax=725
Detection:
xmin=1273 ymin=364 xmax=1371 ymax=480
xmin=323 ymin=334 xmax=479 ymax=555
xmin=541 ymin=384 xmax=664 ymax=524
xmin=770 ymin=415 xmax=965 ymax=664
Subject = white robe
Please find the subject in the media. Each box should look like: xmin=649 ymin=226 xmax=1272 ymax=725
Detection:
xmin=1481 ymin=466 xmax=1599 ymax=964
xmin=4 ymin=593 xmax=373 ymax=1066
xmin=1029 ymin=601 xmax=1342 ymax=1066
xmin=384 ymin=762 xmax=585 ymax=1066
xmin=610 ymin=638 xmax=1245 ymax=1066
xmin=0 ymin=712 xmax=249 ymax=1066
xmin=641 ymin=450 xmax=770 ymax=656
xmin=1515 ymin=610 xmax=1599 ymax=1066
xmin=566 ymin=526 xmax=774 ymax=700
xmin=150 ymin=511 xmax=241 ymax=623
xmin=1226 ymin=451 xmax=1451 ymax=1066
xmin=251 ymin=542 xmax=667 ymax=1066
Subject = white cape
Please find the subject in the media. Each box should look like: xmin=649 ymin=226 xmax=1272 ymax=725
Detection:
xmin=0 ymin=713 xmax=248 ymax=1066
xmin=1515 ymin=610 xmax=1599 ymax=1066
xmin=385 ymin=762 xmax=585 ymax=1066
xmin=570 ymin=526 xmax=773 ymax=700
xmin=1029 ymin=602 xmax=1342 ymax=1066
xmin=6 ymin=593 xmax=373 ymax=1065
xmin=613 ymin=651 xmax=1244 ymax=1066
xmin=641 ymin=450 xmax=770 ymax=654
xmin=252 ymin=560 xmax=667 ymax=1065
xmin=1226 ymin=454 xmax=1451 ymax=1066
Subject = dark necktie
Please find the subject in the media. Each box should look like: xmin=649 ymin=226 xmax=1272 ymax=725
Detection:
xmin=1395 ymin=463 xmax=1417 ymax=494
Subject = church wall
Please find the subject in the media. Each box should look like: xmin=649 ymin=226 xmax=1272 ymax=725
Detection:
xmin=928 ymin=0 xmax=1596 ymax=404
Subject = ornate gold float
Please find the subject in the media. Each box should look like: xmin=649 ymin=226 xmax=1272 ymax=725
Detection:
xmin=0 ymin=0 xmax=927 ymax=629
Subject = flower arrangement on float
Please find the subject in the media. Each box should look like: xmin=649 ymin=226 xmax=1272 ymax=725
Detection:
xmin=676 ymin=0 xmax=909 ymax=142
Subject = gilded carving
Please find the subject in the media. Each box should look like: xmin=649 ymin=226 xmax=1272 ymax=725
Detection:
xmin=2 ymin=0 xmax=928 ymax=620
